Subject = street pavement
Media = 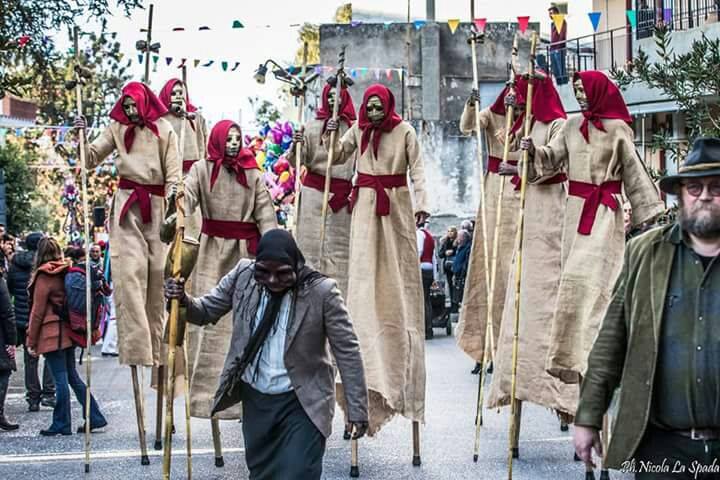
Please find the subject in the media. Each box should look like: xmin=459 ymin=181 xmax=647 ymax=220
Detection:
xmin=0 ymin=329 xmax=632 ymax=479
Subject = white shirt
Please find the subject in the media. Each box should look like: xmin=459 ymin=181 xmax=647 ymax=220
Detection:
xmin=241 ymin=290 xmax=294 ymax=394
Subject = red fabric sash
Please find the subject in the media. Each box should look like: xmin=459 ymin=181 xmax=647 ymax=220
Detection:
xmin=117 ymin=178 xmax=165 ymax=224
xmin=183 ymin=159 xmax=198 ymax=174
xmin=487 ymin=156 xmax=504 ymax=174
xmin=510 ymin=172 xmax=567 ymax=191
xmin=201 ymin=219 xmax=261 ymax=255
xmin=568 ymin=180 xmax=622 ymax=235
xmin=349 ymin=172 xmax=407 ymax=216
xmin=302 ymin=171 xmax=352 ymax=213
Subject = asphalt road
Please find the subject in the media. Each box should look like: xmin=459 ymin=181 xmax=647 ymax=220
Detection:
xmin=0 ymin=330 xmax=632 ymax=479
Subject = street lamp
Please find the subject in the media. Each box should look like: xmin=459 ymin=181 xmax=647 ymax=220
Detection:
xmin=253 ymin=58 xmax=320 ymax=94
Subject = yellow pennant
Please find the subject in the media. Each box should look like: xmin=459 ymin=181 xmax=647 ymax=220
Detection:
xmin=552 ymin=13 xmax=566 ymax=33
xmin=447 ymin=19 xmax=460 ymax=34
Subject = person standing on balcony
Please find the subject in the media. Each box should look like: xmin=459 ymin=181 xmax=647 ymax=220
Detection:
xmin=549 ymin=5 xmax=568 ymax=85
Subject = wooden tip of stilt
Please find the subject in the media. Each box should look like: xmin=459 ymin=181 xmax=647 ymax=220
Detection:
xmin=350 ymin=466 xmax=360 ymax=477
xmin=512 ymin=447 xmax=519 ymax=459
xmin=599 ymin=470 xmax=610 ymax=480
xmin=412 ymin=455 xmax=421 ymax=467
xmin=84 ymin=463 xmax=90 ymax=473
xmin=573 ymin=452 xmax=582 ymax=462
xmin=141 ymin=455 xmax=150 ymax=466
xmin=560 ymin=423 xmax=569 ymax=432
xmin=343 ymin=429 xmax=352 ymax=440
xmin=153 ymin=440 xmax=162 ymax=450
xmin=473 ymin=454 xmax=479 ymax=463
xmin=585 ymin=472 xmax=596 ymax=480
xmin=215 ymin=456 xmax=225 ymax=468
xmin=172 ymin=424 xmax=176 ymax=434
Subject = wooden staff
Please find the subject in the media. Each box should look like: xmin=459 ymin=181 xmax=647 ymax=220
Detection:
xmin=349 ymin=424 xmax=359 ymax=478
xmin=143 ymin=4 xmax=154 ymax=84
xmin=412 ymin=421 xmax=421 ymax=466
xmin=289 ymin=42 xmax=309 ymax=235
xmin=162 ymin=78 xmax=189 ymax=480
xmin=507 ymin=31 xmax=538 ymax=480
xmin=72 ymin=26 xmax=94 ymax=474
xmin=318 ymin=46 xmax=348 ymax=251
xmin=472 ymin=33 xmax=520 ymax=463
xmin=600 ymin=415 xmax=610 ymax=480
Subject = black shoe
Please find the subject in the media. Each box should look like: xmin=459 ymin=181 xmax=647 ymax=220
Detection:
xmin=486 ymin=362 xmax=494 ymax=375
xmin=101 ymin=352 xmax=119 ymax=357
xmin=28 ymin=402 xmax=40 ymax=412
xmin=40 ymin=429 xmax=72 ymax=436
xmin=471 ymin=363 xmax=481 ymax=375
xmin=41 ymin=397 xmax=56 ymax=408
xmin=76 ymin=420 xmax=108 ymax=433
xmin=0 ymin=415 xmax=19 ymax=431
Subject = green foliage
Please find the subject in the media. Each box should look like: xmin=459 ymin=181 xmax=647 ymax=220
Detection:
xmin=249 ymin=96 xmax=281 ymax=127
xmin=612 ymin=23 xmax=720 ymax=159
xmin=0 ymin=140 xmax=48 ymax=234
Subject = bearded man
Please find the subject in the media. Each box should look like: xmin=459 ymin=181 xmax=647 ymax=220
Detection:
xmin=574 ymin=137 xmax=720 ymax=479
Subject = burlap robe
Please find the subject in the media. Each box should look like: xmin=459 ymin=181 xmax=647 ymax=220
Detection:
xmin=455 ymin=103 xmax=520 ymax=364
xmin=85 ymin=119 xmax=180 ymax=367
xmin=532 ymin=116 xmax=664 ymax=384
xmin=289 ymin=119 xmax=354 ymax=295
xmin=183 ymin=161 xmax=277 ymax=418
xmin=486 ymin=119 xmax=580 ymax=417
xmin=332 ymin=122 xmax=429 ymax=435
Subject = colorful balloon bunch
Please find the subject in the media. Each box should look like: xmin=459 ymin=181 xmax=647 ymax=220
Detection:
xmin=246 ymin=121 xmax=300 ymax=226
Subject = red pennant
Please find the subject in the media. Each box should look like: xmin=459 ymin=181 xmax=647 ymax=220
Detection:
xmin=473 ymin=18 xmax=487 ymax=33
xmin=517 ymin=16 xmax=530 ymax=34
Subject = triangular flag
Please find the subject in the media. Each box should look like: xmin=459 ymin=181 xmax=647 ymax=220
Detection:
xmin=663 ymin=8 xmax=673 ymax=24
xmin=588 ymin=12 xmax=602 ymax=32
xmin=626 ymin=10 xmax=637 ymax=29
xmin=137 ymin=54 xmax=144 ymax=64
xmin=447 ymin=19 xmax=460 ymax=34
xmin=350 ymin=68 xmax=357 ymax=78
xmin=232 ymin=20 xmax=244 ymax=28
xmin=551 ymin=13 xmax=566 ymax=33
xmin=383 ymin=21 xmax=393 ymax=29
xmin=473 ymin=18 xmax=487 ymax=33
xmin=111 ymin=32 xmax=117 ymax=39
xmin=385 ymin=68 xmax=393 ymax=80
xmin=517 ymin=16 xmax=530 ymax=34
xmin=221 ymin=61 xmax=228 ymax=71
xmin=165 ymin=57 xmax=173 ymax=65
xmin=172 ymin=27 xmax=185 ymax=32
xmin=413 ymin=20 xmax=426 ymax=30
xmin=397 ymin=69 xmax=404 ymax=80
xmin=152 ymin=55 xmax=159 ymax=64
xmin=374 ymin=68 xmax=381 ymax=80
xmin=314 ymin=66 xmax=322 ymax=74
xmin=360 ymin=67 xmax=369 ymax=76
xmin=198 ymin=26 xmax=211 ymax=31
xmin=231 ymin=62 xmax=240 ymax=71
xmin=193 ymin=59 xmax=200 ymax=68
xmin=202 ymin=60 xmax=214 ymax=67
xmin=351 ymin=21 xmax=362 ymax=27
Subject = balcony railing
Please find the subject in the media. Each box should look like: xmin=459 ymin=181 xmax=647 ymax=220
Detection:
xmin=637 ymin=0 xmax=720 ymax=39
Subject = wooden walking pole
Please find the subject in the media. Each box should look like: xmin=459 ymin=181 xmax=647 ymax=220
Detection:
xmin=471 ymin=34 xmax=520 ymax=463
xmin=412 ymin=421 xmax=421 ymax=466
xmin=349 ymin=424 xmax=359 ymax=478
xmin=211 ymin=417 xmax=224 ymax=467
xmin=600 ymin=415 xmax=610 ymax=480
xmin=318 ymin=46 xmax=348 ymax=252
xmin=507 ymin=31 xmax=538 ymax=480
xmin=143 ymin=4 xmax=154 ymax=84
xmin=73 ymin=26 xmax=94 ymax=474
xmin=183 ymin=332 xmax=192 ymax=478
xmin=162 ymin=75 xmax=188 ymax=480
xmin=289 ymin=42 xmax=309 ymax=235
xmin=131 ymin=366 xmax=150 ymax=465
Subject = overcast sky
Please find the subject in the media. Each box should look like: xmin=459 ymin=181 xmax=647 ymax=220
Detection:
xmin=74 ymin=0 xmax=592 ymax=130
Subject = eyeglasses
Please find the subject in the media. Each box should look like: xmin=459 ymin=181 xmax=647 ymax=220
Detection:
xmin=681 ymin=181 xmax=720 ymax=197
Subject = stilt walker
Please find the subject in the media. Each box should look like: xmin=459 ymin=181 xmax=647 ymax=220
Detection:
xmin=507 ymin=31 xmax=538 ymax=480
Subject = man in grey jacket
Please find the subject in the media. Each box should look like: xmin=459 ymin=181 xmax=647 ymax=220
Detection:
xmin=165 ymin=229 xmax=368 ymax=479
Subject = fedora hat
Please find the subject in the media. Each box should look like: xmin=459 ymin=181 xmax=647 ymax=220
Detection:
xmin=659 ymin=137 xmax=720 ymax=194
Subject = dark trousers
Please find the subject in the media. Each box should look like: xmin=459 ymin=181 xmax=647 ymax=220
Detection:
xmin=421 ymin=269 xmax=434 ymax=335
xmin=444 ymin=267 xmax=457 ymax=312
xmin=0 ymin=370 xmax=10 ymax=415
xmin=242 ymin=384 xmax=325 ymax=480
xmin=633 ymin=426 xmax=720 ymax=479
xmin=550 ymin=49 xmax=568 ymax=85
xmin=44 ymin=347 xmax=105 ymax=434
xmin=24 ymin=340 xmax=55 ymax=403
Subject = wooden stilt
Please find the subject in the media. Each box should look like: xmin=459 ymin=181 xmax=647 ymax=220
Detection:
xmin=211 ymin=417 xmax=224 ymax=468
xmin=183 ymin=333 xmax=192 ymax=479
xmin=412 ymin=421 xmax=421 ymax=466
xmin=154 ymin=365 xmax=164 ymax=450
xmin=585 ymin=462 xmax=597 ymax=480
xmin=349 ymin=425 xmax=359 ymax=478
xmin=131 ymin=366 xmax=150 ymax=465
xmin=560 ymin=418 xmax=569 ymax=432
xmin=600 ymin=415 xmax=610 ymax=480
xmin=511 ymin=400 xmax=522 ymax=459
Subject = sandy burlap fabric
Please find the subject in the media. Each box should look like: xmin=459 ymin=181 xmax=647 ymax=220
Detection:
xmin=455 ymin=103 xmax=521 ymax=364
xmin=85 ymin=119 xmax=180 ymax=367
xmin=289 ymin=119 xmax=355 ymax=295
xmin=182 ymin=160 xmax=277 ymax=418
xmin=332 ymin=121 xmax=428 ymax=435
xmin=487 ymin=119 xmax=579 ymax=417
xmin=532 ymin=116 xmax=664 ymax=384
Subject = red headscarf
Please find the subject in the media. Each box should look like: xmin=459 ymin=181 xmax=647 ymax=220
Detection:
xmin=158 ymin=78 xmax=198 ymax=130
xmin=489 ymin=78 xmax=528 ymax=116
xmin=510 ymin=72 xmax=566 ymax=134
xmin=109 ymin=82 xmax=168 ymax=153
xmin=316 ymin=83 xmax=356 ymax=134
xmin=358 ymin=84 xmax=403 ymax=158
xmin=575 ymin=71 xmax=632 ymax=142
xmin=206 ymin=120 xmax=258 ymax=190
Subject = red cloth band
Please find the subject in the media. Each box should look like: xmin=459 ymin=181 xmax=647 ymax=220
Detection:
xmin=182 ymin=159 xmax=198 ymax=174
xmin=302 ymin=171 xmax=353 ymax=213
xmin=510 ymin=172 xmax=567 ymax=191
xmin=349 ymin=172 xmax=407 ymax=216
xmin=201 ymin=219 xmax=261 ymax=255
xmin=568 ymin=179 xmax=622 ymax=235
xmin=117 ymin=178 xmax=165 ymax=224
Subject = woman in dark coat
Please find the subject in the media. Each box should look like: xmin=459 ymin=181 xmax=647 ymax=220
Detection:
xmin=0 ymin=272 xmax=18 ymax=430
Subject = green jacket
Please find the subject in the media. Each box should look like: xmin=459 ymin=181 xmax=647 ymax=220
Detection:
xmin=574 ymin=224 xmax=678 ymax=469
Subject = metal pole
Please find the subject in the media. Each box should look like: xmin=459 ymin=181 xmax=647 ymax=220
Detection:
xmin=144 ymin=4 xmax=154 ymax=84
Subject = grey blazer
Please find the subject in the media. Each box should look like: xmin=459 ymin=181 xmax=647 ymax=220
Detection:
xmin=185 ymin=259 xmax=368 ymax=438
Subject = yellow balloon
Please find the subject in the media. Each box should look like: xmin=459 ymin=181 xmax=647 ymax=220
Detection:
xmin=279 ymin=171 xmax=290 ymax=183
xmin=256 ymin=151 xmax=266 ymax=168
